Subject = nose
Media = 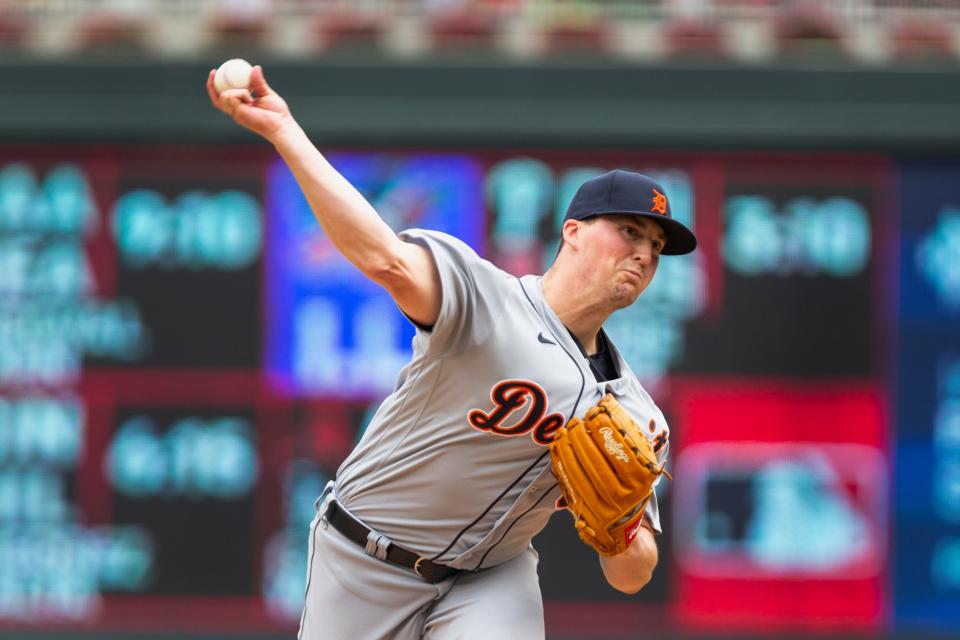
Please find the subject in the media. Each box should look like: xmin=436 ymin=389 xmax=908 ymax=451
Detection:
xmin=634 ymin=243 xmax=654 ymax=266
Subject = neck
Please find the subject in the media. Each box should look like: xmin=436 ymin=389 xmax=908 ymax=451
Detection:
xmin=541 ymin=267 xmax=611 ymax=355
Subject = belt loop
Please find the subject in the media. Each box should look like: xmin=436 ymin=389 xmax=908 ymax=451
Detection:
xmin=364 ymin=531 xmax=392 ymax=561
xmin=317 ymin=482 xmax=335 ymax=530
xmin=316 ymin=480 xmax=335 ymax=514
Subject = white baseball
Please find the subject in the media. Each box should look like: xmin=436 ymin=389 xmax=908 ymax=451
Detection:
xmin=214 ymin=58 xmax=253 ymax=94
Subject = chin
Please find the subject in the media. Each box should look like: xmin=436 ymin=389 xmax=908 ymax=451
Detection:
xmin=609 ymin=284 xmax=643 ymax=309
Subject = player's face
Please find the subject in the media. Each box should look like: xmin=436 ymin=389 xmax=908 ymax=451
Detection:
xmin=582 ymin=215 xmax=665 ymax=308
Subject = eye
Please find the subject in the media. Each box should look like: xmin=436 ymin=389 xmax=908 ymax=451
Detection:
xmin=621 ymin=225 xmax=639 ymax=238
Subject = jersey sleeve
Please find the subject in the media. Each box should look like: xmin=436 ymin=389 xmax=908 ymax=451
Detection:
xmin=398 ymin=229 xmax=509 ymax=358
xmin=643 ymin=419 xmax=670 ymax=535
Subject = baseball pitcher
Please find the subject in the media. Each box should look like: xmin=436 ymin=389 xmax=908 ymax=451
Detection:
xmin=208 ymin=65 xmax=697 ymax=639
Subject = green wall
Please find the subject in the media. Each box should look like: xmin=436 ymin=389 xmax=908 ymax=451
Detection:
xmin=3 ymin=58 xmax=959 ymax=148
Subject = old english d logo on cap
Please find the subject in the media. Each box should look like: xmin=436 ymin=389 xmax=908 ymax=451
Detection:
xmin=651 ymin=189 xmax=668 ymax=215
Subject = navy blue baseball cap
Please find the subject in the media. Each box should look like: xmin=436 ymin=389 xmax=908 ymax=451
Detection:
xmin=563 ymin=169 xmax=697 ymax=255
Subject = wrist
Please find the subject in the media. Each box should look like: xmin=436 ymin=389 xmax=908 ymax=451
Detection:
xmin=268 ymin=119 xmax=307 ymax=150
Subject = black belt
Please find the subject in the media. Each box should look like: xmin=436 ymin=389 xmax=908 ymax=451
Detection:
xmin=324 ymin=500 xmax=460 ymax=584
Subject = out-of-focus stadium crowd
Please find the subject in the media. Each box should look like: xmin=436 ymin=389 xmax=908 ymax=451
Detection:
xmin=1 ymin=0 xmax=960 ymax=64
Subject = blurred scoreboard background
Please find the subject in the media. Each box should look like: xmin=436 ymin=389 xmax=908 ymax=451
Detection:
xmin=1 ymin=142 xmax=958 ymax=637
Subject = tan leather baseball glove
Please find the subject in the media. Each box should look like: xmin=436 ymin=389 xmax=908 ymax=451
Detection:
xmin=549 ymin=394 xmax=670 ymax=556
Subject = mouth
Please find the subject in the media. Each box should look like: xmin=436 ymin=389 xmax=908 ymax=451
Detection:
xmin=621 ymin=269 xmax=644 ymax=282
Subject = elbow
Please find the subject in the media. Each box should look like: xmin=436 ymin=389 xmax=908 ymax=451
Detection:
xmin=347 ymin=232 xmax=411 ymax=286
xmin=364 ymin=253 xmax=411 ymax=288
xmin=609 ymin=567 xmax=654 ymax=595
xmin=602 ymin=537 xmax=658 ymax=595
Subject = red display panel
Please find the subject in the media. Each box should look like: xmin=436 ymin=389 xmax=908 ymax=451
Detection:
xmin=670 ymin=381 xmax=888 ymax=631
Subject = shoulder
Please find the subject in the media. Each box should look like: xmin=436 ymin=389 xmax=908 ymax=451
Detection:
xmin=399 ymin=228 xmax=511 ymax=281
xmin=399 ymin=229 xmax=476 ymax=257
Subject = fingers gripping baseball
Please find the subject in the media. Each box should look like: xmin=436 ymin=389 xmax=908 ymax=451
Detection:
xmin=206 ymin=65 xmax=296 ymax=142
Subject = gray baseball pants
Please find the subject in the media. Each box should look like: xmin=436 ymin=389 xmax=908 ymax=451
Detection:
xmin=297 ymin=509 xmax=545 ymax=639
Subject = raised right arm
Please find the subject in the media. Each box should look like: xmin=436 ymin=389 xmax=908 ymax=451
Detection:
xmin=206 ymin=65 xmax=441 ymax=327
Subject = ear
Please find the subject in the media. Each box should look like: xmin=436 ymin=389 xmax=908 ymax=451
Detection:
xmin=561 ymin=219 xmax=582 ymax=249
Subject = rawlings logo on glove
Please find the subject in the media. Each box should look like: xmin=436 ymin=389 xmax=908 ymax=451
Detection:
xmin=600 ymin=427 xmax=630 ymax=462
xmin=548 ymin=394 xmax=670 ymax=557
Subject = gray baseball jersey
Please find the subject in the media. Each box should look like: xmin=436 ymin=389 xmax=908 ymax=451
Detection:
xmin=334 ymin=229 xmax=670 ymax=571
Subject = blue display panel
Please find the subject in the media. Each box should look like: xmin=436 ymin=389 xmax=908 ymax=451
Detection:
xmin=895 ymin=160 xmax=960 ymax=630
xmin=264 ymin=153 xmax=484 ymax=399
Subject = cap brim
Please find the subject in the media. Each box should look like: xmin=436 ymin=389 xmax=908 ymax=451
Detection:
xmin=642 ymin=213 xmax=697 ymax=255
xmin=588 ymin=210 xmax=698 ymax=255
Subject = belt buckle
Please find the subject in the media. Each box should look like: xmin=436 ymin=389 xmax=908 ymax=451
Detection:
xmin=413 ymin=557 xmax=427 ymax=578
